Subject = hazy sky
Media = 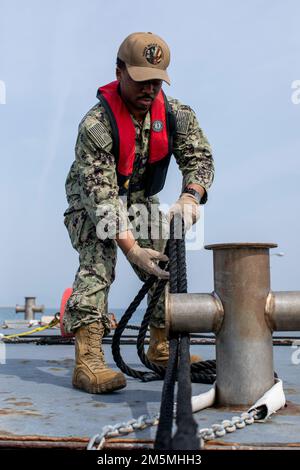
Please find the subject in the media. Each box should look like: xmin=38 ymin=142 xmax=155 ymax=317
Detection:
xmin=1 ymin=0 xmax=299 ymax=309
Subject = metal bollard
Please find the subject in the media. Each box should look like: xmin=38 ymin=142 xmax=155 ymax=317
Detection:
xmin=166 ymin=243 xmax=300 ymax=406
xmin=16 ymin=297 xmax=44 ymax=321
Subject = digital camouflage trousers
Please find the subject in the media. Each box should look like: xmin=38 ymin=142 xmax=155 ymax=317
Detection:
xmin=63 ymin=192 xmax=168 ymax=335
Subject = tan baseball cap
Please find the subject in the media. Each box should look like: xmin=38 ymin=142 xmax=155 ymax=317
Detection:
xmin=117 ymin=32 xmax=171 ymax=85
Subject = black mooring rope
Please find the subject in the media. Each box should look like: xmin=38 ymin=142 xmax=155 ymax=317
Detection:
xmin=173 ymin=332 xmax=199 ymax=449
xmin=172 ymin=228 xmax=199 ymax=449
xmin=111 ymin=276 xmax=164 ymax=381
xmin=111 ymin=219 xmax=217 ymax=384
xmin=154 ymin=334 xmax=179 ymax=449
xmin=154 ymin=218 xmax=180 ymax=449
xmin=155 ymin=218 xmax=199 ymax=450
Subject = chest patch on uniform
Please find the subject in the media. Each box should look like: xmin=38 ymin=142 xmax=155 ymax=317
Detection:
xmin=152 ymin=120 xmax=163 ymax=132
xmin=176 ymin=109 xmax=190 ymax=135
xmin=87 ymin=122 xmax=112 ymax=149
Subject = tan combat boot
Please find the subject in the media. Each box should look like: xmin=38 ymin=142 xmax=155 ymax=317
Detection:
xmin=72 ymin=322 xmax=126 ymax=393
xmin=146 ymin=326 xmax=202 ymax=366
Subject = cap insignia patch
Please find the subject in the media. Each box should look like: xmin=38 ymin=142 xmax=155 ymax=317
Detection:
xmin=143 ymin=44 xmax=163 ymax=65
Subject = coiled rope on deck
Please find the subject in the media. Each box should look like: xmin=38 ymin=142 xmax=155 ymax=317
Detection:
xmin=111 ymin=220 xmax=216 ymax=384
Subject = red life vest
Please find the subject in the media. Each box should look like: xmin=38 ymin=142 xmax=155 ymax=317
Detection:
xmin=97 ymin=81 xmax=176 ymax=196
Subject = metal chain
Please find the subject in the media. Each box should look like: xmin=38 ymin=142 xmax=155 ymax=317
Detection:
xmin=198 ymin=409 xmax=259 ymax=442
xmin=87 ymin=408 xmax=261 ymax=450
xmin=87 ymin=414 xmax=159 ymax=450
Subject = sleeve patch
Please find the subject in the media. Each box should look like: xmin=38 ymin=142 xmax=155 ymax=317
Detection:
xmin=87 ymin=122 xmax=112 ymax=149
xmin=176 ymin=109 xmax=191 ymax=135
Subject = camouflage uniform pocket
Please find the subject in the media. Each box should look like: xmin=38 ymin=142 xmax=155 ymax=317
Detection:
xmin=79 ymin=214 xmax=96 ymax=244
xmin=64 ymin=210 xmax=87 ymax=251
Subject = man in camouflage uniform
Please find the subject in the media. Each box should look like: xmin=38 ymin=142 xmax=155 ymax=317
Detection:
xmin=63 ymin=32 xmax=214 ymax=394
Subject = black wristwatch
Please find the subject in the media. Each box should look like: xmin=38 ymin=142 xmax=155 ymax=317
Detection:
xmin=182 ymin=187 xmax=202 ymax=204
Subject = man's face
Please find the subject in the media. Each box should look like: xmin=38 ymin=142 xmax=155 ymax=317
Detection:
xmin=116 ymin=66 xmax=162 ymax=114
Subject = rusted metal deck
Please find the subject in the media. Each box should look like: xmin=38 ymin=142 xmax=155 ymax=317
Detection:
xmin=0 ymin=327 xmax=299 ymax=449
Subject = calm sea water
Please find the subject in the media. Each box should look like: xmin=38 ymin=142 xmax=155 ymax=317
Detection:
xmin=0 ymin=307 xmax=145 ymax=324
